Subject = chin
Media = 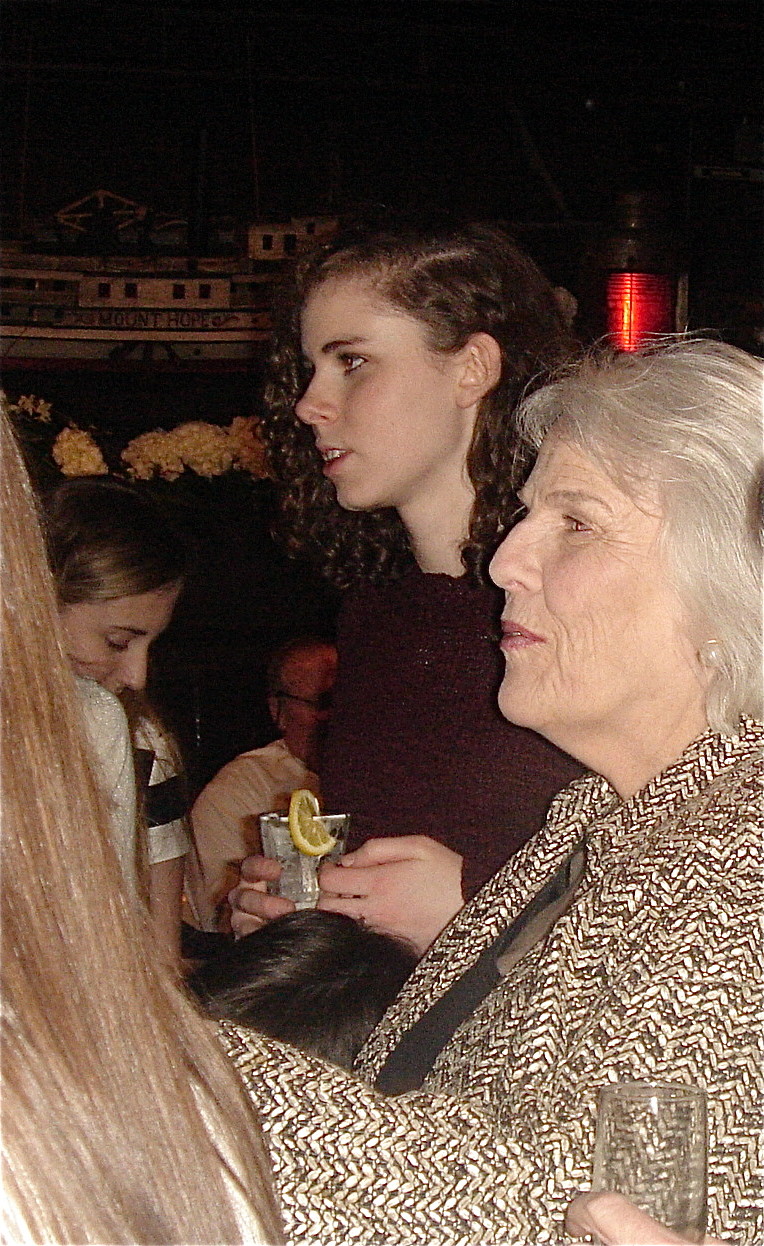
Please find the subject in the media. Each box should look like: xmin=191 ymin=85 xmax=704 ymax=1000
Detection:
xmin=332 ymin=473 xmax=393 ymax=513
xmin=336 ymin=491 xmax=387 ymax=514
xmin=333 ymin=483 xmax=368 ymax=512
xmin=497 ymin=687 xmax=536 ymax=731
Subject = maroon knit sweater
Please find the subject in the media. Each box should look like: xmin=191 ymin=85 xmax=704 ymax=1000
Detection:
xmin=320 ymin=566 xmax=584 ymax=898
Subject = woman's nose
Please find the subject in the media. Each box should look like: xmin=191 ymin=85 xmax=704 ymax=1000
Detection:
xmin=488 ymin=519 xmax=539 ymax=592
xmin=117 ymin=646 xmax=148 ymax=692
xmin=295 ymin=376 xmax=337 ymax=427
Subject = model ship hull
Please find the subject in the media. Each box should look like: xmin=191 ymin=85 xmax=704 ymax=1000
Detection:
xmin=1 ymin=197 xmax=343 ymax=371
xmin=0 ymin=254 xmax=275 ymax=372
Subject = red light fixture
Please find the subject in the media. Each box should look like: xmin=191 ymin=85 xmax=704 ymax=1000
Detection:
xmin=606 ymin=272 xmax=676 ymax=351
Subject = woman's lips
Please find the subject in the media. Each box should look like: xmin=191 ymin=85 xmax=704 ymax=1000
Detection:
xmin=500 ymin=621 xmax=545 ymax=651
xmin=318 ymin=446 xmax=349 ymax=475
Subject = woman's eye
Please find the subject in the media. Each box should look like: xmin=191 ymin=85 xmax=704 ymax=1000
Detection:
xmin=106 ymin=637 xmax=130 ymax=653
xmin=564 ymin=515 xmax=591 ymax=533
xmin=339 ymin=353 xmax=364 ymax=373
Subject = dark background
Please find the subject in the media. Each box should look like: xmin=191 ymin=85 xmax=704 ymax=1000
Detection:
xmin=2 ymin=0 xmax=762 ymax=786
xmin=2 ymin=0 xmax=762 ymax=226
xmin=2 ymin=0 xmax=762 ymax=345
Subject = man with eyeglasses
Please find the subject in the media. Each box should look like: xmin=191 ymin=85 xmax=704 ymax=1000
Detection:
xmin=184 ymin=636 xmax=337 ymax=932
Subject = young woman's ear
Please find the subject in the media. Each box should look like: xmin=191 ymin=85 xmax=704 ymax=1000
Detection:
xmin=454 ymin=333 xmax=503 ymax=409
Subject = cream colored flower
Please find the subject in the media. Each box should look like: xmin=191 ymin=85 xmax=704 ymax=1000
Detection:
xmin=167 ymin=421 xmax=234 ymax=478
xmin=228 ymin=415 xmax=268 ymax=478
xmin=52 ymin=427 xmax=109 ymax=477
xmin=16 ymin=394 xmax=53 ymax=422
xmin=121 ymin=430 xmax=185 ymax=481
xmin=122 ymin=418 xmax=269 ymax=481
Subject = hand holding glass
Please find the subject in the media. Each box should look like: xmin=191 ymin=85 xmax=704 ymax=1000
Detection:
xmin=259 ymin=812 xmax=349 ymax=909
xmin=591 ymin=1082 xmax=708 ymax=1244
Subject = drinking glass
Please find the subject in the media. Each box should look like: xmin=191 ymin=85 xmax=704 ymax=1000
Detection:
xmin=259 ymin=812 xmax=349 ymax=909
xmin=591 ymin=1081 xmax=708 ymax=1243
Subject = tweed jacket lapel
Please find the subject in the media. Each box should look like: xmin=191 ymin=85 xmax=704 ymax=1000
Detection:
xmin=354 ymin=771 xmax=614 ymax=1083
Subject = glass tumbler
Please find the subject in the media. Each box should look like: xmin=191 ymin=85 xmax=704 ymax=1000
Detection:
xmin=591 ymin=1081 xmax=708 ymax=1243
xmin=259 ymin=812 xmax=349 ymax=909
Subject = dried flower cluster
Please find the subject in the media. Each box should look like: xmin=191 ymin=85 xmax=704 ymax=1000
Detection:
xmin=4 ymin=391 xmax=269 ymax=483
xmin=13 ymin=394 xmax=53 ymax=422
xmin=121 ymin=416 xmax=268 ymax=481
xmin=52 ymin=426 xmax=109 ymax=476
xmin=227 ymin=415 xmax=268 ymax=477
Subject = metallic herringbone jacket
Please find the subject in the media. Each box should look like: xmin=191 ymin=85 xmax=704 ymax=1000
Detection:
xmin=222 ymin=719 xmax=763 ymax=1246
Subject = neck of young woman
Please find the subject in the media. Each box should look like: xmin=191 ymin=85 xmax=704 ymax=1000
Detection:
xmin=400 ymin=482 xmax=473 ymax=577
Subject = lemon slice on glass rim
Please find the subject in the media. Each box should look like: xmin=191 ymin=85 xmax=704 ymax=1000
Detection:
xmin=288 ymin=789 xmax=336 ymax=857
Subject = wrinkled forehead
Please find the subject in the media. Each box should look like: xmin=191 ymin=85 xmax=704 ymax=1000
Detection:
xmin=533 ymin=419 xmax=662 ymax=515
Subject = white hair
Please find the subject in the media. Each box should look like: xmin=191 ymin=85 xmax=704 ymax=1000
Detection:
xmin=514 ymin=337 xmax=763 ymax=733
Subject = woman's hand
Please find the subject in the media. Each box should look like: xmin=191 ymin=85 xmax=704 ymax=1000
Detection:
xmin=317 ymin=835 xmax=464 ymax=956
xmin=565 ymin=1192 xmax=730 ymax=1245
xmin=228 ymin=855 xmax=295 ymax=937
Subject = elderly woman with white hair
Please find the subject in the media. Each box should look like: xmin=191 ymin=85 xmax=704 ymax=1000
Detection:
xmin=222 ymin=338 xmax=762 ymax=1246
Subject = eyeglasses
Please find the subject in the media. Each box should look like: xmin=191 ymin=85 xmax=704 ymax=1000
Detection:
xmin=275 ymin=690 xmax=333 ymax=712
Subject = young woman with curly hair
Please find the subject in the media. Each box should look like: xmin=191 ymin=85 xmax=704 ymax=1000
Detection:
xmin=232 ymin=215 xmax=583 ymax=953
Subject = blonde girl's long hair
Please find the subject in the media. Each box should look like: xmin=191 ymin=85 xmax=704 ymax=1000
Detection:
xmin=1 ymin=407 xmax=283 ymax=1244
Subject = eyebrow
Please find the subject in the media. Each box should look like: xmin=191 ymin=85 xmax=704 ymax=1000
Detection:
xmin=519 ymin=486 xmax=616 ymax=517
xmin=301 ymin=336 xmax=368 ymax=366
xmin=319 ymin=336 xmax=367 ymax=354
xmin=108 ymin=625 xmax=149 ymax=637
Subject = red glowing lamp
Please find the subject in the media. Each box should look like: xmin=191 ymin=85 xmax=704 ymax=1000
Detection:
xmin=606 ymin=272 xmax=676 ymax=351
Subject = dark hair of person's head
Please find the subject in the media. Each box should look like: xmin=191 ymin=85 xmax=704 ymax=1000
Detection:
xmin=262 ymin=211 xmax=579 ymax=588
xmin=188 ymin=909 xmax=418 ymax=1069
xmin=43 ymin=475 xmax=190 ymax=606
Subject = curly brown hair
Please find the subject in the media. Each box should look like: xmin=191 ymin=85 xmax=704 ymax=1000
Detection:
xmin=262 ymin=215 xmax=579 ymax=588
